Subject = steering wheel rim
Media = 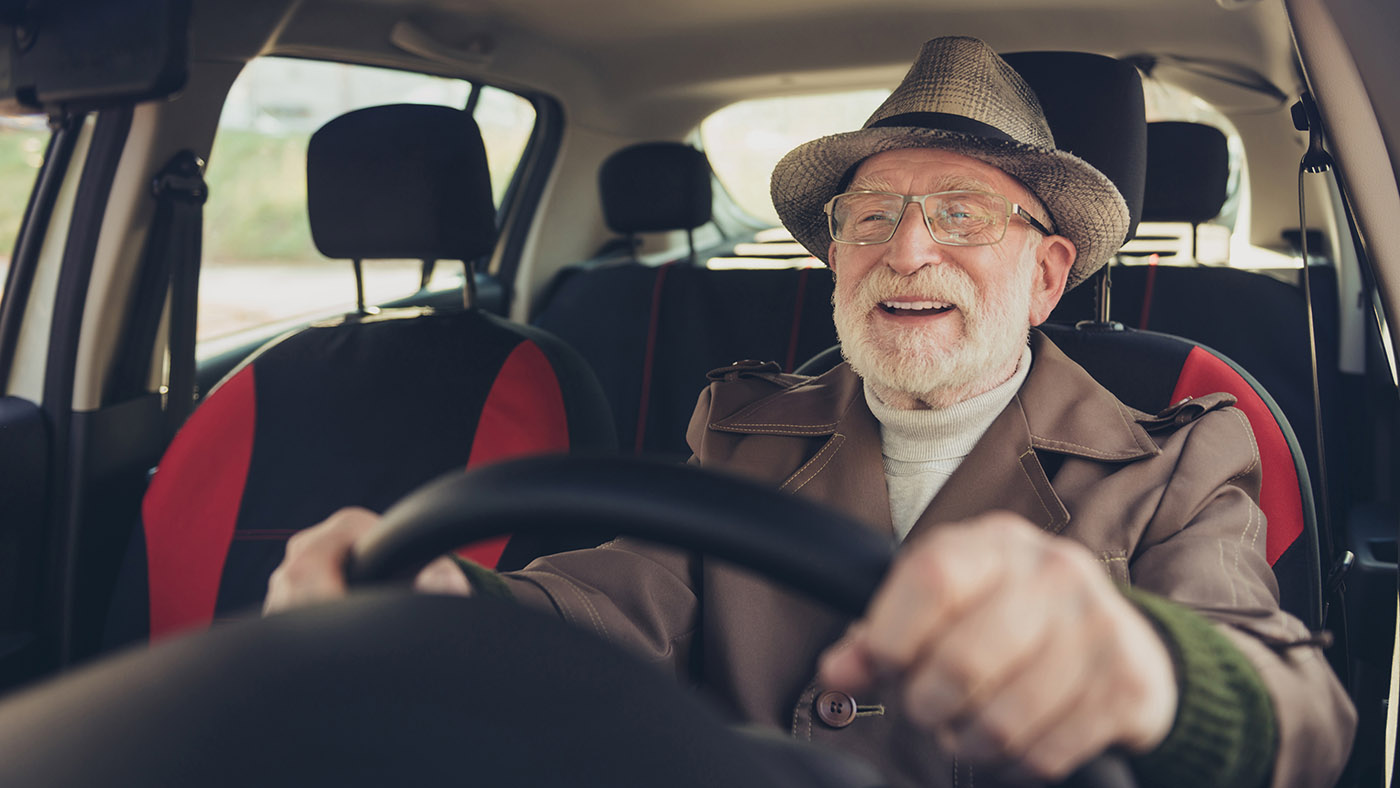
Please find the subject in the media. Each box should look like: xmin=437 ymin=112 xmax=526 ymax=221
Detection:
xmin=346 ymin=454 xmax=1136 ymax=788
xmin=346 ymin=454 xmax=896 ymax=616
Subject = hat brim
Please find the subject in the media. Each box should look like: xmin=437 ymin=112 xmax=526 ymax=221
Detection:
xmin=770 ymin=127 xmax=1130 ymax=290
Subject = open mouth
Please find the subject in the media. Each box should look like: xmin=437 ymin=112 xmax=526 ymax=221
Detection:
xmin=878 ymin=299 xmax=956 ymax=317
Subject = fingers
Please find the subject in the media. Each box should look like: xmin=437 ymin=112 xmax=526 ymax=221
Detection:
xmin=413 ymin=556 xmax=474 ymax=596
xmin=263 ymin=507 xmax=380 ymax=615
xmin=818 ymin=511 xmax=1179 ymax=780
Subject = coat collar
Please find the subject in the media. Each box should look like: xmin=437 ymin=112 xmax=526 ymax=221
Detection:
xmin=708 ymin=330 xmax=1160 ymax=537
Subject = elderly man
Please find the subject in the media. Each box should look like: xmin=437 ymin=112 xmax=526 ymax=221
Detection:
xmin=266 ymin=36 xmax=1354 ymax=787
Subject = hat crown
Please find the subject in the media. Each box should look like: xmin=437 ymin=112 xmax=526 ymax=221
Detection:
xmin=865 ymin=37 xmax=1055 ymax=149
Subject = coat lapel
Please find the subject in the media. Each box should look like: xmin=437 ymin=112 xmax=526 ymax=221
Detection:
xmin=707 ymin=331 xmax=1159 ymax=544
xmin=909 ymin=331 xmax=1159 ymax=542
xmin=711 ymin=365 xmax=895 ymax=536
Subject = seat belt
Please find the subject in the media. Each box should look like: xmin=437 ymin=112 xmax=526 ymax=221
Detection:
xmin=106 ymin=150 xmax=207 ymax=441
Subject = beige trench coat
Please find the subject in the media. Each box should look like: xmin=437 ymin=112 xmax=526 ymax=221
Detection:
xmin=500 ymin=331 xmax=1355 ymax=787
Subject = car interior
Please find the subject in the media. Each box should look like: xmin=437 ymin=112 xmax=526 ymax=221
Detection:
xmin=0 ymin=0 xmax=1395 ymax=785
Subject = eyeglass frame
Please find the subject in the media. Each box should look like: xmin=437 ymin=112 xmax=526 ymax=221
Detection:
xmin=822 ymin=189 xmax=1055 ymax=247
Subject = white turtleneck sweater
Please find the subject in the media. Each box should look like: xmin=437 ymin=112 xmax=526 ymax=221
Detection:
xmin=865 ymin=345 xmax=1032 ymax=541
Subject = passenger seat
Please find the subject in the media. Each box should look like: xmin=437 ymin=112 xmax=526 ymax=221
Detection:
xmin=107 ymin=104 xmax=615 ymax=644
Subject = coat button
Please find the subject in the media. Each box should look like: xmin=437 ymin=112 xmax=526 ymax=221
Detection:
xmin=815 ymin=690 xmax=857 ymax=728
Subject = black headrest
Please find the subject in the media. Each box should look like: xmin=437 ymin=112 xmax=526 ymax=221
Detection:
xmin=307 ymin=104 xmax=496 ymax=262
xmin=1003 ymin=52 xmax=1147 ymax=240
xmin=599 ymin=142 xmax=712 ymax=234
xmin=1142 ymin=121 xmax=1229 ymax=224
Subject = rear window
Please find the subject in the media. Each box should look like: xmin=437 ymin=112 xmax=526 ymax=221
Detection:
xmin=699 ymin=77 xmax=1271 ymax=270
xmin=199 ymin=58 xmax=536 ymax=354
xmin=701 ymin=89 xmax=889 ymax=228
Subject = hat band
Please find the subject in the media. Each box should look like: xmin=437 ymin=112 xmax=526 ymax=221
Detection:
xmin=867 ymin=112 xmax=1014 ymax=143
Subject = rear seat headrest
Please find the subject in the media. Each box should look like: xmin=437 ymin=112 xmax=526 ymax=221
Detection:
xmin=307 ymin=103 xmax=497 ymax=262
xmin=1142 ymin=121 xmax=1229 ymax=224
xmin=599 ymin=142 xmax=712 ymax=233
xmin=1002 ymin=51 xmax=1147 ymax=240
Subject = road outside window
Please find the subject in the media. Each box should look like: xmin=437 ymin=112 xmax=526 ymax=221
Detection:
xmin=0 ymin=117 xmax=52 ymax=308
xmin=199 ymin=58 xmax=535 ymax=352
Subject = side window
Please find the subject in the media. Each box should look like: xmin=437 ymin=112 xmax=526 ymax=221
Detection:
xmin=199 ymin=59 xmax=536 ymax=351
xmin=0 ymin=117 xmax=52 ymax=306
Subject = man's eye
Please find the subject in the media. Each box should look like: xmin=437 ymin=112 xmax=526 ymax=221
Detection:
xmin=857 ymin=211 xmax=895 ymax=224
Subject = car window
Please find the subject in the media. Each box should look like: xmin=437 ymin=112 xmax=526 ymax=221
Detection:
xmin=700 ymin=79 xmax=1279 ymax=272
xmin=0 ymin=117 xmax=53 ymax=306
xmin=702 ymin=89 xmax=890 ymax=228
xmin=199 ymin=58 xmax=536 ymax=351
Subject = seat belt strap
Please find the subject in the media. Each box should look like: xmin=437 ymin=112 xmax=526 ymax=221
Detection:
xmin=106 ymin=150 xmax=207 ymax=440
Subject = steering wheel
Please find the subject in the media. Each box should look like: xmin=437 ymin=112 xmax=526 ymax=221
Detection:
xmin=347 ymin=455 xmax=1135 ymax=788
xmin=0 ymin=456 xmax=1133 ymax=787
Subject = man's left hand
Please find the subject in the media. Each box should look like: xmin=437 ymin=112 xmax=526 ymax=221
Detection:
xmin=818 ymin=511 xmax=1177 ymax=780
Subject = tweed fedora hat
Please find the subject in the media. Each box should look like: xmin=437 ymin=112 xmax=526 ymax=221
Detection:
xmin=770 ymin=36 xmax=1130 ymax=290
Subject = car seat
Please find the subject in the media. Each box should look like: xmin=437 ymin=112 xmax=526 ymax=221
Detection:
xmin=533 ymin=142 xmax=837 ymax=460
xmin=107 ymin=104 xmax=616 ymax=643
xmin=798 ymin=53 xmax=1324 ymax=627
xmin=1049 ymin=121 xmax=1342 ymax=521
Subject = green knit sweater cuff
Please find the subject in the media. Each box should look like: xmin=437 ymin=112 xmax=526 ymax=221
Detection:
xmin=1122 ymin=586 xmax=1276 ymax=788
xmin=449 ymin=556 xmax=515 ymax=601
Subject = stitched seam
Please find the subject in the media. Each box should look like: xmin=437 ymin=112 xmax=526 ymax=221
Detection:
xmin=717 ymin=419 xmax=839 ymax=430
xmin=792 ymin=684 xmax=819 ymax=741
xmin=709 ymin=424 xmax=835 ymax=435
xmin=551 ymin=574 xmax=607 ymax=640
xmin=719 ymin=386 xmax=838 ymax=429
xmin=785 ymin=436 xmax=846 ymax=492
xmin=1223 ymin=408 xmax=1261 ymax=484
xmin=1016 ymin=449 xmax=1056 ymax=525
xmin=1030 ymin=436 xmax=1140 ymax=459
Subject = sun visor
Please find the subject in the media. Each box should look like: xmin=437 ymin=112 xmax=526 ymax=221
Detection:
xmin=0 ymin=0 xmax=189 ymax=116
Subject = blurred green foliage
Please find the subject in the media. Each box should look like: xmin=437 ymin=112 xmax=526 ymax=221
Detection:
xmin=0 ymin=127 xmax=48 ymax=261
xmin=205 ymin=129 xmax=318 ymax=263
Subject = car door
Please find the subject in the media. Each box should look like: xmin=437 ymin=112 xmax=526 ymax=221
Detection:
xmin=1288 ymin=0 xmax=1400 ymax=781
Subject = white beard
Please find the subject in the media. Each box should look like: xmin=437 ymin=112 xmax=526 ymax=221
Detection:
xmin=833 ymin=258 xmax=1033 ymax=407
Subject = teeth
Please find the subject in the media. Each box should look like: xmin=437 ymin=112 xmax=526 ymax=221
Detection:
xmin=881 ymin=300 xmax=951 ymax=311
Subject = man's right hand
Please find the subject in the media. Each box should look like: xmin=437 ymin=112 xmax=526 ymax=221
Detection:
xmin=263 ymin=506 xmax=472 ymax=615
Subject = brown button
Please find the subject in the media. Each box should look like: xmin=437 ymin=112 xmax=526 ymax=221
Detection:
xmin=815 ymin=690 xmax=857 ymax=728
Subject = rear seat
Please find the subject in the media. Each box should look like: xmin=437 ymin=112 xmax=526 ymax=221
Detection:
xmin=1049 ymin=121 xmax=1341 ymax=499
xmin=532 ymin=142 xmax=836 ymax=460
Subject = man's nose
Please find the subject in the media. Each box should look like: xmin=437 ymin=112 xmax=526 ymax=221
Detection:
xmin=881 ymin=202 xmax=947 ymax=276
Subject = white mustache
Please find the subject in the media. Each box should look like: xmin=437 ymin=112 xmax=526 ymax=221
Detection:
xmin=849 ymin=266 xmax=979 ymax=316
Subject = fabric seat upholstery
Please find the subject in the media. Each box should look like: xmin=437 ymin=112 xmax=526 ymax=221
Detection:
xmin=108 ymin=104 xmax=615 ymax=644
xmin=534 ymin=142 xmax=837 ymax=460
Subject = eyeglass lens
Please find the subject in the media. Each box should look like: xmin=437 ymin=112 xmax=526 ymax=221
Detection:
xmin=829 ymin=191 xmax=1010 ymax=246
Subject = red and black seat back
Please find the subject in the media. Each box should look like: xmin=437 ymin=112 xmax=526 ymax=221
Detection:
xmin=797 ymin=325 xmax=1323 ymax=629
xmin=108 ymin=105 xmax=615 ymax=644
xmin=1038 ymin=323 xmax=1322 ymax=627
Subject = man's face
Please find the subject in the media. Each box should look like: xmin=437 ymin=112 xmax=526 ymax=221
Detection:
xmin=828 ymin=148 xmax=1074 ymax=407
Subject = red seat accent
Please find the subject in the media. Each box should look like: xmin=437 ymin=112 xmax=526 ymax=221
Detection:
xmin=457 ymin=340 xmax=572 ymax=567
xmin=1171 ymin=346 xmax=1303 ymax=565
xmin=143 ymin=367 xmax=257 ymax=639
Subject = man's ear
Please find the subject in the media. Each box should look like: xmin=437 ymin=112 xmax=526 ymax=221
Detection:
xmin=1027 ymin=235 xmax=1076 ymax=326
xmin=826 ymin=242 xmax=839 ymax=280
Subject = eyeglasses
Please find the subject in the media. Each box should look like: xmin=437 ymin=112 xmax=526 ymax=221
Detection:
xmin=823 ymin=190 xmax=1054 ymax=247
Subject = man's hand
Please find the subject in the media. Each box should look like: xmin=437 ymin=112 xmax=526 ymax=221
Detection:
xmin=818 ymin=512 xmax=1177 ymax=780
xmin=263 ymin=507 xmax=472 ymax=615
